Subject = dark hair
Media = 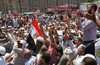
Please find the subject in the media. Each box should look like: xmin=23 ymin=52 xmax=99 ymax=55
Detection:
xmin=87 ymin=4 xmax=92 ymax=14
xmin=75 ymin=37 xmax=83 ymax=43
xmin=87 ymin=4 xmax=92 ymax=7
xmin=42 ymin=52 xmax=51 ymax=64
xmin=17 ymin=41 xmax=23 ymax=48
xmin=57 ymin=55 xmax=70 ymax=65
xmin=81 ymin=57 xmax=97 ymax=65
xmin=0 ymin=54 xmax=2 ymax=56
xmin=91 ymin=4 xmax=97 ymax=12
xmin=78 ymin=37 xmax=82 ymax=43
xmin=56 ymin=45 xmax=63 ymax=55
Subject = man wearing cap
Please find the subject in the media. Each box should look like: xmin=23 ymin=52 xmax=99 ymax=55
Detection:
xmin=0 ymin=46 xmax=7 ymax=65
xmin=34 ymin=36 xmax=45 ymax=54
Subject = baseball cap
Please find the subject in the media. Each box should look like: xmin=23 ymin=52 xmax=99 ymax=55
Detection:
xmin=0 ymin=46 xmax=6 ymax=55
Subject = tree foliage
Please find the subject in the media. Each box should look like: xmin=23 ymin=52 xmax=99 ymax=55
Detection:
xmin=87 ymin=0 xmax=97 ymax=2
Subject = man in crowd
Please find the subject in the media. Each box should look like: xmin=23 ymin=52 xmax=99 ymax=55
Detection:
xmin=0 ymin=3 xmax=100 ymax=65
xmin=36 ymin=52 xmax=51 ymax=65
xmin=0 ymin=46 xmax=7 ymax=65
xmin=78 ymin=4 xmax=98 ymax=55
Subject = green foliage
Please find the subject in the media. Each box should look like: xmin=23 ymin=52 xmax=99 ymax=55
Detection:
xmin=87 ymin=0 xmax=97 ymax=2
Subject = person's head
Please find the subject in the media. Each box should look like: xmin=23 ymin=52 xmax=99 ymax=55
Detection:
xmin=39 ymin=45 xmax=47 ymax=54
xmin=1 ymin=26 xmax=6 ymax=32
xmin=36 ymin=52 xmax=51 ymax=65
xmin=77 ymin=45 xmax=85 ymax=55
xmin=23 ymin=49 xmax=32 ymax=60
xmin=74 ymin=37 xmax=82 ymax=47
xmin=55 ymin=45 xmax=63 ymax=57
xmin=36 ymin=36 xmax=45 ymax=45
xmin=63 ymin=32 xmax=70 ymax=41
xmin=17 ymin=41 xmax=22 ymax=48
xmin=87 ymin=3 xmax=97 ymax=14
xmin=87 ymin=4 xmax=92 ymax=14
xmin=19 ymin=27 xmax=25 ymax=34
xmin=58 ymin=55 xmax=72 ymax=65
xmin=0 ymin=46 xmax=6 ymax=56
xmin=17 ymin=40 xmax=27 ymax=48
xmin=9 ymin=28 xmax=14 ymax=33
xmin=91 ymin=4 xmax=97 ymax=13
xmin=81 ymin=57 xmax=97 ymax=65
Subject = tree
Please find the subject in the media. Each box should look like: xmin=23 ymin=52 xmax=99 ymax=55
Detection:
xmin=87 ymin=0 xmax=97 ymax=2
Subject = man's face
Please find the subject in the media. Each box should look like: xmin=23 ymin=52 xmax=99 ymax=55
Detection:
xmin=36 ymin=40 xmax=42 ymax=46
xmin=74 ymin=39 xmax=80 ymax=46
xmin=87 ymin=5 xmax=92 ymax=14
xmin=77 ymin=47 xmax=84 ymax=55
xmin=63 ymin=34 xmax=69 ymax=41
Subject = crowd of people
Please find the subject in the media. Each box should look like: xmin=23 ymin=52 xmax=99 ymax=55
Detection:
xmin=0 ymin=3 xmax=100 ymax=65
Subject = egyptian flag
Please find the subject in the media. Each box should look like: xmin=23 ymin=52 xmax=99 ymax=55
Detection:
xmin=26 ymin=16 xmax=42 ymax=50
xmin=30 ymin=16 xmax=42 ymax=37
xmin=26 ymin=33 xmax=35 ymax=50
xmin=27 ymin=16 xmax=42 ymax=44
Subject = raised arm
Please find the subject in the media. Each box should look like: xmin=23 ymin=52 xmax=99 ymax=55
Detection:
xmin=96 ymin=18 xmax=100 ymax=28
xmin=54 ymin=27 xmax=59 ymax=40
xmin=48 ymin=27 xmax=55 ymax=43
xmin=82 ymin=12 xmax=100 ymax=28
xmin=39 ymin=24 xmax=48 ymax=40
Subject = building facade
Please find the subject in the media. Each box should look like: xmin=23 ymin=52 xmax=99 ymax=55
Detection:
xmin=0 ymin=0 xmax=89 ymax=14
